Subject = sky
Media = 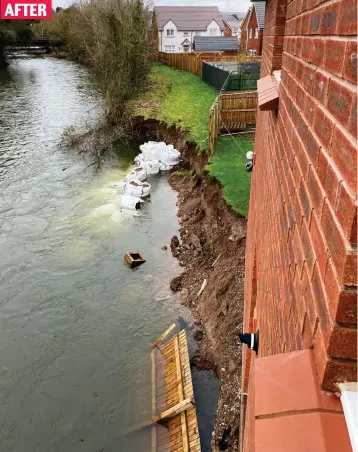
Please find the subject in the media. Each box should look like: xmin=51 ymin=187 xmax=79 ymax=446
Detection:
xmin=52 ymin=0 xmax=252 ymax=14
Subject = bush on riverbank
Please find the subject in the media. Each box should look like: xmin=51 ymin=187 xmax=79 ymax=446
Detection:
xmin=132 ymin=63 xmax=217 ymax=151
xmin=205 ymin=136 xmax=253 ymax=218
xmin=35 ymin=0 xmax=151 ymax=123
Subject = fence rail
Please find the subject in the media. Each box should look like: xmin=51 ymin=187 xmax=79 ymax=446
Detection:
xmin=196 ymin=53 xmax=261 ymax=63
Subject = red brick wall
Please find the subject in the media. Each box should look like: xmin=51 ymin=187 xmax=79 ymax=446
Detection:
xmin=247 ymin=8 xmax=263 ymax=55
xmin=242 ymin=0 xmax=357 ymax=446
xmin=224 ymin=23 xmax=232 ymax=36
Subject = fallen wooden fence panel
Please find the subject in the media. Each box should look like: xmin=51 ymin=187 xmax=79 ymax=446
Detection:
xmin=152 ymin=328 xmax=201 ymax=452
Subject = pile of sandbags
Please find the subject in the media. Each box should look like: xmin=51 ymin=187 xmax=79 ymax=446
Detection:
xmin=135 ymin=141 xmax=181 ymax=174
xmin=119 ymin=141 xmax=180 ymax=210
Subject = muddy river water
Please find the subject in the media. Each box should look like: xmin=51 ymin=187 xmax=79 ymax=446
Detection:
xmin=0 ymin=58 xmax=219 ymax=452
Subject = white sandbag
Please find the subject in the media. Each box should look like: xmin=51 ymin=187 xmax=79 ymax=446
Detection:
xmin=159 ymin=162 xmax=176 ymax=172
xmin=138 ymin=141 xmax=181 ymax=165
xmin=134 ymin=153 xmax=144 ymax=165
xmin=125 ymin=166 xmax=147 ymax=182
xmin=159 ymin=148 xmax=180 ymax=165
xmin=118 ymin=194 xmax=143 ymax=210
xmin=140 ymin=160 xmax=160 ymax=175
xmin=123 ymin=179 xmax=151 ymax=197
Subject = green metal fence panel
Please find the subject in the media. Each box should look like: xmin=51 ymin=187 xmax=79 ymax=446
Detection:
xmin=224 ymin=74 xmax=260 ymax=91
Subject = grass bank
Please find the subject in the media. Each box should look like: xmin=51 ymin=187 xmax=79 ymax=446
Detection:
xmin=206 ymin=136 xmax=253 ymax=218
xmin=132 ymin=63 xmax=217 ymax=151
xmin=133 ymin=62 xmax=252 ymax=217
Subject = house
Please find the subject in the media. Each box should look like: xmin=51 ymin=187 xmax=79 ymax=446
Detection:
xmin=153 ymin=6 xmax=225 ymax=53
xmin=193 ymin=36 xmax=238 ymax=55
xmin=221 ymin=13 xmax=242 ymax=37
xmin=240 ymin=2 xmax=266 ymax=56
xmin=241 ymin=0 xmax=357 ymax=448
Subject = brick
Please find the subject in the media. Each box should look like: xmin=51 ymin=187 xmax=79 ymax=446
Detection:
xmin=330 ymin=126 xmax=357 ymax=195
xmin=302 ymin=264 xmax=318 ymax=332
xmin=336 ymin=182 xmax=357 ymax=245
xmin=310 ymin=8 xmax=322 ymax=34
xmin=313 ymin=105 xmax=335 ymax=149
xmin=302 ymin=63 xmax=315 ymax=95
xmin=306 ymin=127 xmax=320 ymax=166
xmin=342 ymin=251 xmax=357 ymax=285
xmin=323 ymin=39 xmax=346 ymax=78
xmin=311 ymin=264 xmax=332 ymax=343
xmin=309 ymin=38 xmax=325 ymax=66
xmin=328 ymin=324 xmax=357 ymax=360
xmin=314 ymin=324 xmax=357 ymax=391
xmin=295 ymin=59 xmax=305 ymax=83
xmin=323 ymin=159 xmax=342 ymax=208
xmin=301 ymin=12 xmax=310 ymax=35
xmin=348 ymin=94 xmax=357 ymax=139
xmin=324 ymin=258 xmax=341 ymax=316
xmin=293 ymin=155 xmax=304 ymax=189
xmin=337 ymin=288 xmax=358 ymax=324
xmin=294 ymin=132 xmax=311 ymax=181
xmin=304 ymin=94 xmax=315 ymax=125
xmin=338 ymin=0 xmax=357 ymax=35
xmin=321 ymin=199 xmax=348 ymax=279
xmin=320 ymin=2 xmax=339 ymax=34
xmin=299 ymin=179 xmax=312 ymax=222
xmin=343 ymin=40 xmax=357 ymax=85
xmin=301 ymin=220 xmax=316 ymax=275
xmin=313 ymin=70 xmax=329 ymax=105
xmin=301 ymin=37 xmax=311 ymax=62
xmin=316 ymin=147 xmax=328 ymax=182
xmin=310 ymin=211 xmax=329 ymax=275
xmin=327 ymin=77 xmax=356 ymax=129
xmin=295 ymin=83 xmax=306 ymax=112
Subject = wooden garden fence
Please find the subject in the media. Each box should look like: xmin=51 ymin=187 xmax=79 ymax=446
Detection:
xmin=158 ymin=52 xmax=203 ymax=77
xmin=208 ymin=91 xmax=258 ymax=155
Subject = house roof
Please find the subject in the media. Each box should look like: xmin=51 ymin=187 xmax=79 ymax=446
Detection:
xmin=221 ymin=13 xmax=241 ymax=30
xmin=154 ymin=6 xmax=225 ymax=31
xmin=241 ymin=6 xmax=252 ymax=27
xmin=252 ymin=2 xmax=266 ymax=29
xmin=193 ymin=36 xmax=238 ymax=52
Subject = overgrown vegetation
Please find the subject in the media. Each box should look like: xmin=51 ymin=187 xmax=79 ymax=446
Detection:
xmin=35 ymin=0 xmax=152 ymax=123
xmin=132 ymin=63 xmax=217 ymax=151
xmin=205 ymin=136 xmax=253 ymax=218
xmin=0 ymin=20 xmax=34 ymax=68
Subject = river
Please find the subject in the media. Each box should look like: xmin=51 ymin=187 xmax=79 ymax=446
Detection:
xmin=0 ymin=58 xmax=219 ymax=451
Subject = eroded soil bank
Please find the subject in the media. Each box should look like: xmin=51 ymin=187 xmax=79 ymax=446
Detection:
xmin=133 ymin=118 xmax=247 ymax=452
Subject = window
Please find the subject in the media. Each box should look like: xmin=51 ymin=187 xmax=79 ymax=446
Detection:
xmin=183 ymin=32 xmax=189 ymax=36
xmin=164 ymin=45 xmax=175 ymax=53
xmin=249 ymin=29 xmax=252 ymax=38
xmin=195 ymin=31 xmax=201 ymax=35
xmin=248 ymin=49 xmax=256 ymax=56
xmin=166 ymin=29 xmax=175 ymax=37
xmin=255 ymin=28 xmax=259 ymax=38
xmin=209 ymin=28 xmax=217 ymax=36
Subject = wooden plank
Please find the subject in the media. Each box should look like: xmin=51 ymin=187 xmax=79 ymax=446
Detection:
xmin=174 ymin=335 xmax=189 ymax=452
xmin=153 ymin=397 xmax=194 ymax=423
xmin=151 ymin=349 xmax=157 ymax=452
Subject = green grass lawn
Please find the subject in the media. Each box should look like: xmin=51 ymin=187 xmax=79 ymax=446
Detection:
xmin=206 ymin=136 xmax=253 ymax=218
xmin=132 ymin=63 xmax=217 ymax=151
